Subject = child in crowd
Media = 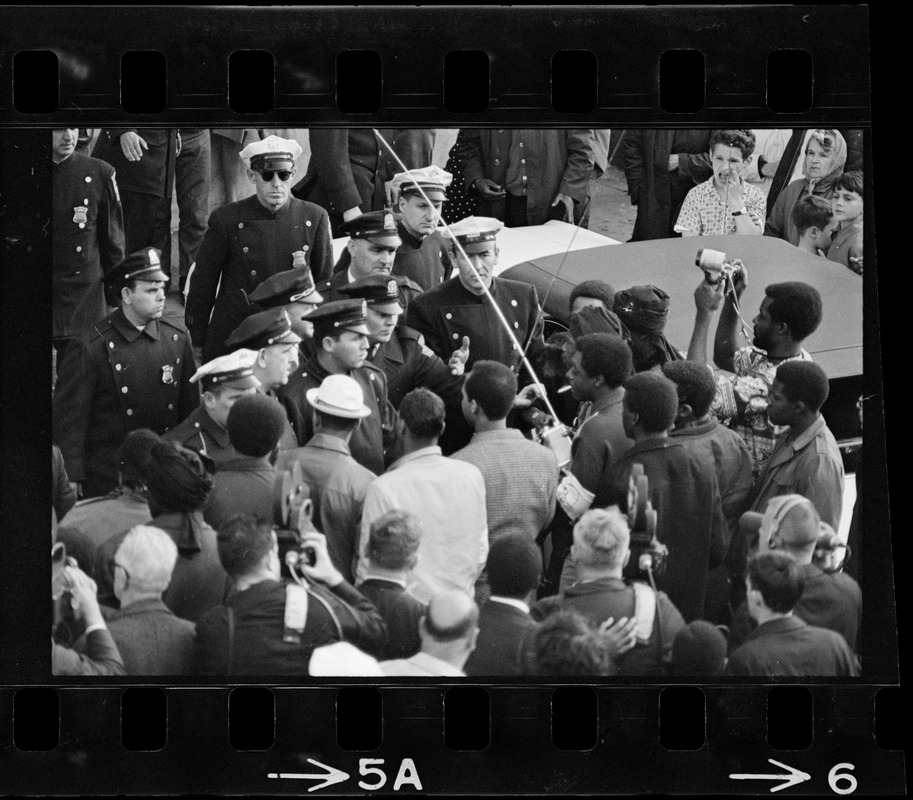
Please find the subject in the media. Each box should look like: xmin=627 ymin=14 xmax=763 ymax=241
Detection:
xmin=791 ymin=194 xmax=838 ymax=258
xmin=827 ymin=170 xmax=863 ymax=274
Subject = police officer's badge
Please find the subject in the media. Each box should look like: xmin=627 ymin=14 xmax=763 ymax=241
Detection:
xmin=162 ymin=365 xmax=175 ymax=385
xmin=292 ymin=250 xmax=308 ymax=269
xmin=148 ymin=249 xmax=161 ymax=266
xmin=73 ymin=206 xmax=88 ymax=225
xmin=384 ymin=212 xmax=396 ymax=231
xmin=386 ymin=279 xmax=398 ymax=298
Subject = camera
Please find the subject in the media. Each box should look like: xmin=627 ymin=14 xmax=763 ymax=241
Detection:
xmin=695 ymin=248 xmax=735 ymax=286
xmin=624 ymin=464 xmax=669 ymax=577
xmin=272 ymin=461 xmax=318 ymax=576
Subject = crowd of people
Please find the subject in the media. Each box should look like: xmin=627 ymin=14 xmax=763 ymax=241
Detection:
xmin=50 ymin=127 xmax=863 ymax=678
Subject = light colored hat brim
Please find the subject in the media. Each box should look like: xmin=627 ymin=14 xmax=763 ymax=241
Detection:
xmin=305 ymin=388 xmax=372 ymax=419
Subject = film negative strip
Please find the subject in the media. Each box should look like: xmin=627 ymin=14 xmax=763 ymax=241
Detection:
xmin=0 ymin=4 xmax=903 ymax=796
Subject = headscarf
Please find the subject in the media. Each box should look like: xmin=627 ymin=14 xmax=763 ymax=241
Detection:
xmin=143 ymin=441 xmax=215 ymax=553
xmin=613 ymin=286 xmax=683 ymax=373
xmin=568 ymin=304 xmax=630 ymax=341
xmin=801 ymin=129 xmax=847 ymax=196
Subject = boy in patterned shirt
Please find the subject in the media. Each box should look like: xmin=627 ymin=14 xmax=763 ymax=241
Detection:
xmin=675 ymin=129 xmax=766 ymax=237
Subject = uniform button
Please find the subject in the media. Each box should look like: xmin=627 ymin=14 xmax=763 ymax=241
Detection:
xmin=452 ymin=333 xmax=459 ymax=340
xmin=494 ymin=159 xmax=500 ymax=166
xmin=194 ymin=422 xmax=200 ymax=428
xmin=75 ymin=246 xmax=82 ymax=253
xmin=126 ymin=408 xmax=133 ymax=415
xmin=521 ymin=159 xmax=526 ymax=164
xmin=369 ymin=373 xmax=375 ymax=381
xmin=79 ymin=223 xmax=85 ymax=229
xmin=519 ymin=142 xmax=524 ymax=148
xmin=438 ymin=251 xmax=442 ymax=257
xmin=238 ymin=223 xmax=244 ymax=229
xmin=176 ymin=357 xmax=181 ymax=363
xmin=173 ymin=334 xmax=178 ymax=341
xmin=512 ymin=343 xmax=518 ymax=350
xmin=115 ymin=364 xmax=122 ymax=371
xmin=511 ymin=299 xmax=518 ymax=306
xmin=522 ymin=176 xmax=528 ymax=181
xmin=109 ymin=342 xmax=115 ymax=349
xmin=121 ymin=386 xmax=128 ymax=394
xmin=445 ymin=313 xmax=452 ymax=320
xmin=498 ymin=129 xmax=504 ymax=133
xmin=168 ymin=403 xmax=174 ymax=410
xmin=83 ymin=198 xmax=89 ymax=204
xmin=251 ymin=270 xmax=257 ymax=277
xmin=306 ymin=221 xmax=312 ymax=227
xmin=84 ymin=176 xmax=92 ymax=183
xmin=303 ymin=245 xmax=309 ymax=250
xmin=514 ymin=321 xmax=519 ymax=328
xmin=242 ymin=246 xmax=249 ymax=253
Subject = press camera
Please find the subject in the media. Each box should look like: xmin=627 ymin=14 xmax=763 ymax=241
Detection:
xmin=625 ymin=464 xmax=669 ymax=578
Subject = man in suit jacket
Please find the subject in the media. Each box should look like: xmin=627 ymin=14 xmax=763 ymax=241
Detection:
xmin=465 ymin=534 xmax=542 ymax=677
xmin=356 ymin=509 xmax=427 ymax=660
xmin=105 ymin=525 xmax=196 ymax=676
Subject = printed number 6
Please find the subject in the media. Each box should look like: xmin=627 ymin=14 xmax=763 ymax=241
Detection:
xmin=828 ymin=763 xmax=857 ymax=795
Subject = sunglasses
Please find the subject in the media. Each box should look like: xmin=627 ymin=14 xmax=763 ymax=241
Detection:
xmin=257 ymin=170 xmax=294 ymax=182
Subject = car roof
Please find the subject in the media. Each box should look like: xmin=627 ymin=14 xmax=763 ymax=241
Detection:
xmin=502 ymin=234 xmax=863 ymax=380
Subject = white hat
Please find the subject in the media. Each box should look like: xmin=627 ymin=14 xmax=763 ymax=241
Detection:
xmin=239 ymin=135 xmax=303 ymax=169
xmin=305 ymin=374 xmax=372 ymax=419
xmin=391 ymin=165 xmax=453 ymax=198
xmin=309 ymin=642 xmax=383 ymax=676
xmin=441 ymin=215 xmax=504 ymax=251
xmin=190 ymin=348 xmax=261 ymax=390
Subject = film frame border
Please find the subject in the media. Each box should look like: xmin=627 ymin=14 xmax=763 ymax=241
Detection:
xmin=0 ymin=4 xmax=902 ymax=796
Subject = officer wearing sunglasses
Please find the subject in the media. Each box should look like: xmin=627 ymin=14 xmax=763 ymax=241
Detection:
xmin=186 ymin=135 xmax=335 ymax=365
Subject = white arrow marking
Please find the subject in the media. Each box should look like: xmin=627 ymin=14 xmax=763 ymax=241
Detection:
xmin=729 ymin=758 xmax=811 ymax=792
xmin=268 ymin=759 xmax=350 ymax=791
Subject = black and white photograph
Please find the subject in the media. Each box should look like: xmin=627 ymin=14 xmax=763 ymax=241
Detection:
xmin=1 ymin=4 xmax=902 ymax=796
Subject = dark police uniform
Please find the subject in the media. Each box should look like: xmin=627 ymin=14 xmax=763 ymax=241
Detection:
xmin=163 ymin=405 xmax=237 ymax=466
xmin=320 ymin=267 xmax=423 ymax=313
xmin=292 ymin=129 xmax=435 ymax=236
xmin=280 ymin=356 xmax=391 ymax=476
xmin=331 ymin=223 xmax=452 ymax=292
xmin=91 ymin=129 xmax=178 ymax=265
xmin=53 ymin=151 xmax=126 ymax=341
xmin=407 ymin=275 xmax=542 ymax=372
xmin=185 ymin=194 xmax=334 ymax=363
xmin=53 ymin=307 xmax=198 ymax=498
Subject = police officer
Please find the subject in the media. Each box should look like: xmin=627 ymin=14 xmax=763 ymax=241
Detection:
xmin=52 ymin=127 xmax=126 ymax=357
xmin=321 ymin=210 xmax=423 ymax=313
xmin=248 ymin=267 xmax=325 ymax=340
xmin=278 ymin=300 xmax=393 ymax=475
xmin=224 ymin=308 xmax=303 ymax=454
xmin=389 ymin=166 xmax=454 ymax=290
xmin=164 ymin=349 xmax=261 ymax=465
xmin=333 ymin=167 xmax=453 ymax=292
xmin=53 ymin=248 xmax=199 ymax=499
xmin=91 ymin=128 xmax=178 ymax=276
xmin=186 ymin=135 xmax=334 ymax=364
xmin=292 ymin=128 xmax=436 ymax=237
xmin=337 ymin=273 xmax=464 ymax=408
xmin=407 ymin=216 xmax=543 ymax=373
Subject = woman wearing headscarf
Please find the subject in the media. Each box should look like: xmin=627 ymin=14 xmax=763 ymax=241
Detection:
xmin=764 ymin=129 xmax=848 ymax=246
xmin=93 ymin=432 xmax=231 ymax=624
xmin=613 ymin=286 xmax=683 ymax=373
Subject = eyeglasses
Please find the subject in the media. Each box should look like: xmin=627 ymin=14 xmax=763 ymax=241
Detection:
xmin=257 ymin=170 xmax=294 ymax=182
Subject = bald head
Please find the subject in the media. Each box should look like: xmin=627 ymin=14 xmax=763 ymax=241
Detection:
xmin=424 ymin=590 xmax=479 ymax=642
